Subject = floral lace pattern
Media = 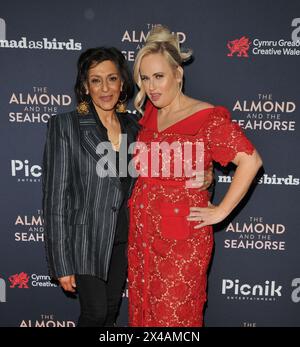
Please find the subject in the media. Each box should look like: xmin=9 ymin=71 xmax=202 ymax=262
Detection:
xmin=128 ymin=103 xmax=255 ymax=327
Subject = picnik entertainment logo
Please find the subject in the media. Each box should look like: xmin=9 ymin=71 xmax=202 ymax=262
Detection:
xmin=11 ymin=159 xmax=42 ymax=183
xmin=222 ymin=278 xmax=282 ymax=301
xmin=0 ymin=18 xmax=82 ymax=50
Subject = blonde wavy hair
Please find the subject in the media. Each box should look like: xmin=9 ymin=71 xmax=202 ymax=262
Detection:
xmin=133 ymin=25 xmax=192 ymax=114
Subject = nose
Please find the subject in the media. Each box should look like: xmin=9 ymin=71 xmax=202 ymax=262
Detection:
xmin=101 ymin=80 xmax=109 ymax=92
xmin=149 ymin=78 xmax=156 ymax=91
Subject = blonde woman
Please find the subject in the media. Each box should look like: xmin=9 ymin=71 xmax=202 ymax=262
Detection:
xmin=127 ymin=25 xmax=263 ymax=327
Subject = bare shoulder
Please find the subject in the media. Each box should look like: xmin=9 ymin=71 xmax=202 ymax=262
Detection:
xmin=192 ymin=100 xmax=215 ymax=112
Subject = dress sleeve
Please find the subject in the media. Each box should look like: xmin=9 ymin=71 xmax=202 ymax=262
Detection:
xmin=206 ymin=106 xmax=255 ymax=166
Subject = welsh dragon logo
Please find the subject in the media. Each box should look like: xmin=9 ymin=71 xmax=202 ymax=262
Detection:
xmin=227 ymin=36 xmax=251 ymax=57
xmin=9 ymin=272 xmax=30 ymax=288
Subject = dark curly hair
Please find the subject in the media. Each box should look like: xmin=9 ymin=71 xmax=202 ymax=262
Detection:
xmin=74 ymin=47 xmax=134 ymax=104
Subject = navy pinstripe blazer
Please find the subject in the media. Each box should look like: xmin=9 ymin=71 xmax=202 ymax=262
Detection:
xmin=42 ymin=109 xmax=140 ymax=281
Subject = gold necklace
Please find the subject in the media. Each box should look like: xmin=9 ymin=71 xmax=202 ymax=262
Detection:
xmin=106 ymin=115 xmax=120 ymax=151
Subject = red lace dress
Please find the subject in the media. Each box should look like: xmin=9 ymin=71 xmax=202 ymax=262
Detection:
xmin=128 ymin=102 xmax=254 ymax=327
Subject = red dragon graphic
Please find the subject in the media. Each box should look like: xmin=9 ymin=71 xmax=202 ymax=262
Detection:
xmin=227 ymin=36 xmax=251 ymax=57
xmin=9 ymin=272 xmax=30 ymax=288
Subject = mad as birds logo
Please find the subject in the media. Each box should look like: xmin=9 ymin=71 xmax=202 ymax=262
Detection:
xmin=0 ymin=18 xmax=82 ymax=50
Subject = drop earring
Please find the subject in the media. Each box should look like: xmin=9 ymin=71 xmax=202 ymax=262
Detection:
xmin=116 ymin=91 xmax=128 ymax=113
xmin=77 ymin=89 xmax=90 ymax=115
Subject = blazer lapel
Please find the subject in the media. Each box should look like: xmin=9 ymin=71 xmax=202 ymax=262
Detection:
xmin=78 ymin=111 xmax=121 ymax=190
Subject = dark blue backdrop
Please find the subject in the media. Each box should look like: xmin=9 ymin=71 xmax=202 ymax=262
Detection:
xmin=0 ymin=0 xmax=299 ymax=327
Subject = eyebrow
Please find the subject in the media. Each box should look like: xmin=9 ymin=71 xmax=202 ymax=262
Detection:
xmin=141 ymin=72 xmax=164 ymax=77
xmin=89 ymin=73 xmax=119 ymax=78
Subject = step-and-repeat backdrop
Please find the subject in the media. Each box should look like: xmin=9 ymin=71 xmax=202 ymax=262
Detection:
xmin=0 ymin=0 xmax=299 ymax=327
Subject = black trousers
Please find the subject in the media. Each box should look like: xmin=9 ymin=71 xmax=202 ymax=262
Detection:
xmin=75 ymin=242 xmax=127 ymax=327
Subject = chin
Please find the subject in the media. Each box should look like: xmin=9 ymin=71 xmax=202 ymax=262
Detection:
xmin=97 ymin=102 xmax=117 ymax=112
xmin=150 ymin=100 xmax=164 ymax=108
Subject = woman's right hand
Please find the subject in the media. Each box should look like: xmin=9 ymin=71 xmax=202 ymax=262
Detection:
xmin=58 ymin=275 xmax=76 ymax=293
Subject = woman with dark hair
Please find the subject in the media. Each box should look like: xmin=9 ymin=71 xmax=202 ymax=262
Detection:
xmin=42 ymin=46 xmax=139 ymax=327
xmin=43 ymin=46 xmax=213 ymax=327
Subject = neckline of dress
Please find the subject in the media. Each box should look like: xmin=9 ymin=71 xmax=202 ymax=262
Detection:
xmin=155 ymin=105 xmax=216 ymax=133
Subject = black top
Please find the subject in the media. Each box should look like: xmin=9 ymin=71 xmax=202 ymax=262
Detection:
xmin=93 ymin=108 xmax=131 ymax=244
xmin=114 ymin=151 xmax=131 ymax=244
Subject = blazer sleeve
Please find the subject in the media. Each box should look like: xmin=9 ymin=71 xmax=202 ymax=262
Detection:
xmin=42 ymin=115 xmax=74 ymax=279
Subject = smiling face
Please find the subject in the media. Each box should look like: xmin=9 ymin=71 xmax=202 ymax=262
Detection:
xmin=139 ymin=53 xmax=183 ymax=109
xmin=85 ymin=60 xmax=123 ymax=114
